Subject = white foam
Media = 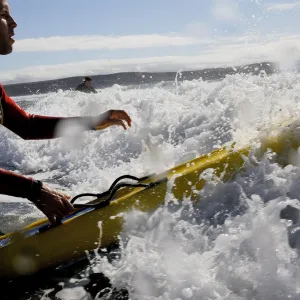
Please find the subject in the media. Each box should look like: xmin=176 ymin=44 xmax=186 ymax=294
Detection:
xmin=2 ymin=72 xmax=300 ymax=298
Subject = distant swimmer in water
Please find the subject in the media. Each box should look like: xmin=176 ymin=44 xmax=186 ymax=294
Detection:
xmin=0 ymin=0 xmax=132 ymax=227
xmin=76 ymin=76 xmax=98 ymax=94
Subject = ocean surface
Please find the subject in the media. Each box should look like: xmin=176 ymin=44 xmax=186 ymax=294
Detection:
xmin=2 ymin=70 xmax=300 ymax=299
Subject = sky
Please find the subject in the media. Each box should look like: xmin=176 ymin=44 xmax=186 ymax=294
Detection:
xmin=1 ymin=0 xmax=300 ymax=84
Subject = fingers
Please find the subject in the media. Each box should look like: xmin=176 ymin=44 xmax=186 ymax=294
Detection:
xmin=47 ymin=213 xmax=56 ymax=225
xmin=47 ymin=212 xmax=63 ymax=225
xmin=95 ymin=110 xmax=132 ymax=131
xmin=103 ymin=119 xmax=128 ymax=130
xmin=53 ymin=189 xmax=70 ymax=199
xmin=46 ymin=203 xmax=68 ymax=224
xmin=112 ymin=119 xmax=127 ymax=130
xmin=110 ymin=110 xmax=132 ymax=128
xmin=37 ymin=186 xmax=74 ymax=224
xmin=50 ymin=192 xmax=74 ymax=215
xmin=61 ymin=198 xmax=75 ymax=213
xmin=119 ymin=111 xmax=132 ymax=127
xmin=95 ymin=123 xmax=111 ymax=130
xmin=45 ymin=203 xmax=69 ymax=225
xmin=54 ymin=209 xmax=65 ymax=220
xmin=54 ymin=195 xmax=74 ymax=215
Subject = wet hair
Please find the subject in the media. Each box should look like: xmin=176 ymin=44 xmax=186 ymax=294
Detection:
xmin=84 ymin=76 xmax=92 ymax=82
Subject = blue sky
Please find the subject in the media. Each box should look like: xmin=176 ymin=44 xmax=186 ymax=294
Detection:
xmin=1 ymin=0 xmax=300 ymax=83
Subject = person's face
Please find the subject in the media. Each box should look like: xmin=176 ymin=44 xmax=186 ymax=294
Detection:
xmin=84 ymin=80 xmax=92 ymax=87
xmin=0 ymin=0 xmax=17 ymax=55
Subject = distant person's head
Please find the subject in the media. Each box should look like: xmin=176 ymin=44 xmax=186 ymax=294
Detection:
xmin=0 ymin=0 xmax=17 ymax=55
xmin=83 ymin=77 xmax=93 ymax=87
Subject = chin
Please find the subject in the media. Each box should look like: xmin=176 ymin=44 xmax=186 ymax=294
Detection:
xmin=0 ymin=44 xmax=13 ymax=55
xmin=0 ymin=49 xmax=12 ymax=55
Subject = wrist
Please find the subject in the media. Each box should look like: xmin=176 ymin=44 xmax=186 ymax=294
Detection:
xmin=27 ymin=180 xmax=43 ymax=203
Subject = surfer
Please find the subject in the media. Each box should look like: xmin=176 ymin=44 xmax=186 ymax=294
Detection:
xmin=0 ymin=0 xmax=132 ymax=226
xmin=76 ymin=76 xmax=98 ymax=94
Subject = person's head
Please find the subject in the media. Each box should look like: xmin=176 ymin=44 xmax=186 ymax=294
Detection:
xmin=0 ymin=0 xmax=17 ymax=55
xmin=83 ymin=77 xmax=92 ymax=87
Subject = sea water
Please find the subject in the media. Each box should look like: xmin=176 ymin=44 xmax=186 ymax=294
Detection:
xmin=2 ymin=71 xmax=300 ymax=299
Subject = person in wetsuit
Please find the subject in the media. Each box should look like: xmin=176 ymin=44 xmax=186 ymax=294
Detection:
xmin=76 ymin=77 xmax=98 ymax=94
xmin=0 ymin=0 xmax=132 ymax=226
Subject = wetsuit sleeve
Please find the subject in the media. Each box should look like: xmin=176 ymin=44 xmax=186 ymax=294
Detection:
xmin=0 ymin=84 xmax=71 ymax=140
xmin=92 ymin=87 xmax=98 ymax=94
xmin=0 ymin=168 xmax=38 ymax=200
xmin=75 ymin=84 xmax=82 ymax=91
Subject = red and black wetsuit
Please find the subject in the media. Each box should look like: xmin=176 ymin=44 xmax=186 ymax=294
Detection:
xmin=0 ymin=84 xmax=75 ymax=200
xmin=0 ymin=84 xmax=64 ymax=140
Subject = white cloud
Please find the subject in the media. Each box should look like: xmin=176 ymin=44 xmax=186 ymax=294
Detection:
xmin=212 ymin=0 xmax=240 ymax=22
xmin=266 ymin=1 xmax=300 ymax=11
xmin=13 ymin=32 xmax=290 ymax=55
xmin=14 ymin=33 xmax=255 ymax=53
xmin=2 ymin=34 xmax=300 ymax=84
xmin=14 ymin=34 xmax=200 ymax=52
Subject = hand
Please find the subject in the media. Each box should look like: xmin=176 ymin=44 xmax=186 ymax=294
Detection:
xmin=34 ymin=185 xmax=74 ymax=225
xmin=95 ymin=110 xmax=132 ymax=131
